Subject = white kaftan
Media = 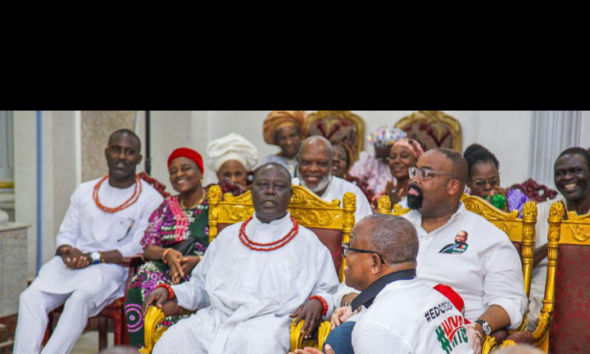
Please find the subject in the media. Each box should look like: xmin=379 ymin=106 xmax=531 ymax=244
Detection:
xmin=15 ymin=177 xmax=163 ymax=354
xmin=29 ymin=177 xmax=163 ymax=307
xmin=292 ymin=176 xmax=373 ymax=224
xmin=154 ymin=212 xmax=339 ymax=354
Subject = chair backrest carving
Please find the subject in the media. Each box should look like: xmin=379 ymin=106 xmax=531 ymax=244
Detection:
xmin=139 ymin=172 xmax=170 ymax=198
xmin=509 ymin=178 xmax=558 ymax=203
xmin=208 ymin=184 xmax=356 ymax=281
xmin=394 ymin=110 xmax=462 ymax=152
xmin=305 ymin=111 xmax=365 ymax=162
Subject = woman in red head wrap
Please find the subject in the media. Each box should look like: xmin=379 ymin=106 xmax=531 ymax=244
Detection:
xmin=125 ymin=147 xmax=210 ymax=348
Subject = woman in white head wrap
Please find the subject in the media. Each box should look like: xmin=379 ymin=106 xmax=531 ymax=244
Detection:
xmin=207 ymin=133 xmax=259 ymax=188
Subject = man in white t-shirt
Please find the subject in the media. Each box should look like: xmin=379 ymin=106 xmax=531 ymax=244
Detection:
xmin=290 ymin=214 xmax=473 ymax=354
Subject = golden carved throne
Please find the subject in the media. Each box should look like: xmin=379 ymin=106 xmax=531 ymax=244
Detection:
xmin=377 ymin=194 xmax=538 ymax=353
xmin=141 ymin=185 xmax=356 ymax=353
xmin=394 ymin=110 xmax=462 ymax=152
xmin=305 ymin=110 xmax=365 ymax=162
xmin=530 ymin=203 xmax=590 ymax=353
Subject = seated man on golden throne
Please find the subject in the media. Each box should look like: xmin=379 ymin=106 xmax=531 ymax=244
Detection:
xmin=143 ymin=163 xmax=339 ymax=354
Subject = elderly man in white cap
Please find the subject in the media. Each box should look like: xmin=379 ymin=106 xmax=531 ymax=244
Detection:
xmin=207 ymin=133 xmax=259 ymax=189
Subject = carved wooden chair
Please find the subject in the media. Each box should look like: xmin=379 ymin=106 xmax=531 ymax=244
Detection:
xmin=509 ymin=178 xmax=558 ymax=203
xmin=527 ymin=203 xmax=590 ymax=353
xmin=377 ymin=195 xmax=538 ymax=353
xmin=305 ymin=111 xmax=365 ymax=162
xmin=394 ymin=110 xmax=462 ymax=152
xmin=141 ymin=185 xmax=356 ymax=353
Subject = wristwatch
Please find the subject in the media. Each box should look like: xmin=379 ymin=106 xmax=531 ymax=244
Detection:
xmin=90 ymin=251 xmax=102 ymax=265
xmin=475 ymin=319 xmax=492 ymax=335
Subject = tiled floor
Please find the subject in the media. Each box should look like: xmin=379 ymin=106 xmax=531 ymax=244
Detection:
xmin=71 ymin=331 xmax=113 ymax=354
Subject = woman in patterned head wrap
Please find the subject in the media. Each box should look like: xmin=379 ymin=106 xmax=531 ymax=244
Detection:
xmin=261 ymin=111 xmax=307 ymax=177
xmin=386 ymin=138 xmax=425 ymax=207
xmin=348 ymin=126 xmax=407 ymax=197
xmin=207 ymin=133 xmax=259 ymax=188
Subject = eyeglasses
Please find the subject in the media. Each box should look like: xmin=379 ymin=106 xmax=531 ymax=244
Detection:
xmin=341 ymin=243 xmax=385 ymax=264
xmin=471 ymin=178 xmax=500 ymax=188
xmin=408 ymin=167 xmax=457 ymax=181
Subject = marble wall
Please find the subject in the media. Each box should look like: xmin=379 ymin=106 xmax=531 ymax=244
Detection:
xmin=0 ymin=224 xmax=27 ymax=316
xmin=81 ymin=111 xmax=135 ymax=182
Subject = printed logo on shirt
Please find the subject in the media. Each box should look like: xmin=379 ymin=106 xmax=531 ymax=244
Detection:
xmin=435 ymin=315 xmax=469 ymax=354
xmin=424 ymin=300 xmax=454 ymax=323
xmin=439 ymin=230 xmax=469 ymax=254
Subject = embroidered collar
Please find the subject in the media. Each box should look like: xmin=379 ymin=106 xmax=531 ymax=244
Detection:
xmin=351 ymin=269 xmax=417 ymax=310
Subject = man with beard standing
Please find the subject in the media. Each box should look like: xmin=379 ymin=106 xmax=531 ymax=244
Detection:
xmin=403 ymin=148 xmax=526 ymax=353
xmin=527 ymin=147 xmax=590 ymax=330
xmin=293 ymin=136 xmax=373 ymax=224
xmin=14 ymin=129 xmax=164 ymax=354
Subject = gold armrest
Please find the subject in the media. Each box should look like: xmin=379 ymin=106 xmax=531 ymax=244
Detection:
xmin=290 ymin=319 xmax=332 ymax=351
xmin=290 ymin=319 xmax=305 ymax=351
xmin=531 ymin=312 xmax=551 ymax=351
xmin=500 ymin=339 xmax=517 ymax=348
xmin=139 ymin=306 xmax=168 ymax=354
xmin=482 ymin=335 xmax=498 ymax=354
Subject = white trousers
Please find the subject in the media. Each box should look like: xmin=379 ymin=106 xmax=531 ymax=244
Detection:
xmin=152 ymin=306 xmax=289 ymax=354
xmin=14 ymin=287 xmax=97 ymax=354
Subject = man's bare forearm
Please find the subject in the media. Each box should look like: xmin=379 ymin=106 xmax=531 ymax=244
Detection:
xmin=341 ymin=293 xmax=359 ymax=307
xmin=100 ymin=250 xmax=124 ymax=264
xmin=477 ymin=305 xmax=511 ymax=333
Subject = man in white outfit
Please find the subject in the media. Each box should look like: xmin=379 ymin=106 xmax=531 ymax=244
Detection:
xmin=291 ymin=214 xmax=473 ymax=354
xmin=330 ymin=148 xmax=527 ymax=354
xmin=145 ymin=163 xmax=339 ymax=354
xmin=14 ymin=129 xmax=163 ymax=354
xmin=292 ymin=136 xmax=373 ymax=223
xmin=527 ymin=147 xmax=590 ymax=330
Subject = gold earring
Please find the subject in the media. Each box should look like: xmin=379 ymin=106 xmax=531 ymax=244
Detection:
xmin=200 ymin=179 xmax=204 ymax=185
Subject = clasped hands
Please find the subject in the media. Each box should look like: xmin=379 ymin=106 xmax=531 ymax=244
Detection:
xmin=59 ymin=246 xmax=91 ymax=269
xmin=163 ymin=249 xmax=201 ymax=284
